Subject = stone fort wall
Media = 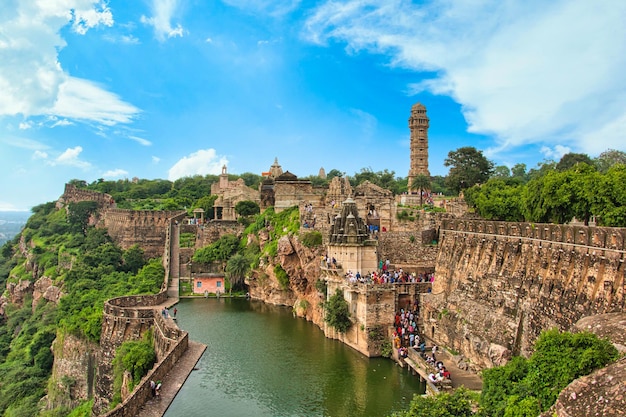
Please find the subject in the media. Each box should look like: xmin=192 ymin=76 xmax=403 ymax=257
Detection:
xmin=103 ymin=209 xmax=187 ymax=259
xmin=423 ymin=219 xmax=625 ymax=371
xmin=95 ymin=292 xmax=187 ymax=416
xmin=57 ymin=183 xmax=116 ymax=209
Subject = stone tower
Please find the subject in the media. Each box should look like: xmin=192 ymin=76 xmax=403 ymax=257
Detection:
xmin=407 ymin=103 xmax=430 ymax=193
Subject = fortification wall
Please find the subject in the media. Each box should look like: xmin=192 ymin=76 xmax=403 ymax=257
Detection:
xmin=57 ymin=184 xmax=115 ymax=209
xmin=196 ymin=220 xmax=244 ymax=248
xmin=94 ymin=290 xmax=174 ymax=415
xmin=423 ymin=219 xmax=626 ymax=371
xmin=103 ymin=209 xmax=186 ymax=258
xmin=101 ymin=309 xmax=189 ymax=417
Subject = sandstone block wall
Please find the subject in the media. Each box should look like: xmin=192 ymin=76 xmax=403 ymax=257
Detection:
xmin=424 ymin=219 xmax=625 ymax=371
xmin=103 ymin=209 xmax=186 ymax=258
xmin=101 ymin=310 xmax=189 ymax=417
xmin=196 ymin=220 xmax=244 ymax=248
xmin=57 ymin=184 xmax=115 ymax=209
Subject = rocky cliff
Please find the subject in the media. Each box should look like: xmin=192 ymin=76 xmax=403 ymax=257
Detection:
xmin=247 ymin=233 xmax=326 ymax=326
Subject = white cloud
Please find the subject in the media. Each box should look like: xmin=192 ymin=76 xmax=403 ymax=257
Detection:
xmin=71 ymin=2 xmax=113 ymax=35
xmin=50 ymin=146 xmax=91 ymax=169
xmin=152 ymin=156 xmax=161 ymax=164
xmin=50 ymin=118 xmax=73 ymax=127
xmin=19 ymin=121 xmax=33 ymax=130
xmin=305 ymin=0 xmax=626 ymax=157
xmin=168 ymin=149 xmax=228 ymax=181
xmin=141 ymin=0 xmax=185 ymax=41
xmin=33 ymin=150 xmax=48 ymax=159
xmin=129 ymin=135 xmax=152 ymax=146
xmin=102 ymin=168 xmax=129 ymax=178
xmin=51 ymin=77 xmax=140 ymax=125
xmin=0 ymin=0 xmax=138 ymax=126
xmin=540 ymin=145 xmax=571 ymax=161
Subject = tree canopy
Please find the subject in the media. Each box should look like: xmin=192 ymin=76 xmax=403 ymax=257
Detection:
xmin=444 ymin=146 xmax=494 ymax=194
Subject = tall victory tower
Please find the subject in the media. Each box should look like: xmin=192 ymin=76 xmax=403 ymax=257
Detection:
xmin=407 ymin=103 xmax=430 ymax=193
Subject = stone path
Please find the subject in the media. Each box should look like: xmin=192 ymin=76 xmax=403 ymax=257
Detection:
xmin=434 ymin=348 xmax=483 ymax=391
xmin=136 ymin=340 xmax=206 ymax=417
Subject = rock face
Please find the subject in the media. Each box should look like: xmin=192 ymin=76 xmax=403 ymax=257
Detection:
xmin=33 ymin=276 xmax=62 ymax=305
xmin=47 ymin=333 xmax=100 ymax=410
xmin=247 ymin=234 xmax=325 ymax=326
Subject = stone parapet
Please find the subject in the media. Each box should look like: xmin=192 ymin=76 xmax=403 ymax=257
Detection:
xmin=101 ymin=323 xmax=189 ymax=417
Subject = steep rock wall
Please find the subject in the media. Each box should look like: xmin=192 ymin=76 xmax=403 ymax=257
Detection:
xmin=424 ymin=219 xmax=625 ymax=370
xmin=247 ymin=234 xmax=326 ymax=326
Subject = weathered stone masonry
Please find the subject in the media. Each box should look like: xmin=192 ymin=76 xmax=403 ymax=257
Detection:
xmin=424 ymin=219 xmax=625 ymax=371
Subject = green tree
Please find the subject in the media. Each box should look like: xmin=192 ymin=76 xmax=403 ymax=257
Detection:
xmin=594 ymin=149 xmax=626 ymax=173
xmin=225 ymin=253 xmax=250 ymax=290
xmin=409 ymin=174 xmax=431 ymax=205
xmin=193 ymin=234 xmax=240 ymax=264
xmin=492 ymin=165 xmax=511 ymax=178
xmin=194 ymin=195 xmax=218 ymax=220
xmin=593 ymin=164 xmax=626 ymax=226
xmin=390 ymin=388 xmax=475 ymax=417
xmin=444 ymin=147 xmax=494 ymax=194
xmin=464 ymin=179 xmax=524 ymax=221
xmin=239 ymin=172 xmax=263 ymax=189
xmin=235 ymin=200 xmax=260 ymax=217
xmin=556 ymin=152 xmax=594 ymax=172
xmin=480 ymin=329 xmax=618 ymax=416
xmin=326 ymin=169 xmax=343 ymax=180
xmin=67 ymin=201 xmax=99 ymax=235
xmin=122 ymin=245 xmax=145 ymax=274
xmin=323 ymin=289 xmax=351 ymax=333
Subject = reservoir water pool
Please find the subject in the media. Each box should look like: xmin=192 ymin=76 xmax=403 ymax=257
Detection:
xmin=164 ymin=298 xmax=424 ymax=417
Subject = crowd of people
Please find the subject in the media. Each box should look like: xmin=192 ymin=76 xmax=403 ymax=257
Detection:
xmin=344 ymin=268 xmax=435 ymax=285
xmin=392 ymin=305 xmax=452 ymax=387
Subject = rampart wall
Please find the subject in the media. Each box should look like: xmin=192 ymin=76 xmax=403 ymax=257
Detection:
xmin=423 ymin=219 xmax=625 ymax=371
xmin=95 ymin=291 xmax=185 ymax=415
xmin=57 ymin=184 xmax=115 ymax=209
xmin=101 ymin=305 xmax=188 ymax=417
xmin=103 ymin=209 xmax=186 ymax=258
xmin=196 ymin=220 xmax=244 ymax=248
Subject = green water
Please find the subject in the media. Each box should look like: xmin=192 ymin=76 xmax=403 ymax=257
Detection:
xmin=164 ymin=298 xmax=424 ymax=417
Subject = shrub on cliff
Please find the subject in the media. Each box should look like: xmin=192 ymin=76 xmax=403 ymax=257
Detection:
xmin=300 ymin=231 xmax=323 ymax=247
xmin=322 ymin=289 xmax=351 ymax=333
xmin=112 ymin=330 xmax=156 ymax=406
xmin=480 ymin=329 xmax=619 ymax=416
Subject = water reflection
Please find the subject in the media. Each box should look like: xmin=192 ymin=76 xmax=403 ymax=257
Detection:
xmin=165 ymin=298 xmax=424 ymax=417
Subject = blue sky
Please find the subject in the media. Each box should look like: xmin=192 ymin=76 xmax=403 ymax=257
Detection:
xmin=1 ymin=0 xmax=625 ymax=211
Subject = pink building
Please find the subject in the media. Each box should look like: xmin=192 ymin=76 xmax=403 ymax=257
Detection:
xmin=193 ymin=273 xmax=225 ymax=295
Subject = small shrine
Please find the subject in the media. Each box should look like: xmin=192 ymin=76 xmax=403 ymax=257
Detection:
xmin=326 ymin=198 xmax=378 ymax=274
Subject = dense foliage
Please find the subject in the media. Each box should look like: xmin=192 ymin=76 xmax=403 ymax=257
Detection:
xmin=322 ymin=289 xmax=352 ymax=333
xmin=481 ymin=329 xmax=618 ymax=416
xmin=390 ymin=388 xmax=476 ymax=417
xmin=192 ymin=234 xmax=239 ymax=264
xmin=466 ymin=162 xmax=626 ymax=226
xmin=111 ymin=330 xmax=156 ymax=406
xmin=389 ymin=329 xmax=619 ymax=417
xmin=0 ymin=201 xmax=164 ymax=415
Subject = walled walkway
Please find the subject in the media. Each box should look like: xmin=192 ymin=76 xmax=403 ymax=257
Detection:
xmin=405 ymin=346 xmax=482 ymax=392
xmin=135 ymin=340 xmax=206 ymax=417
